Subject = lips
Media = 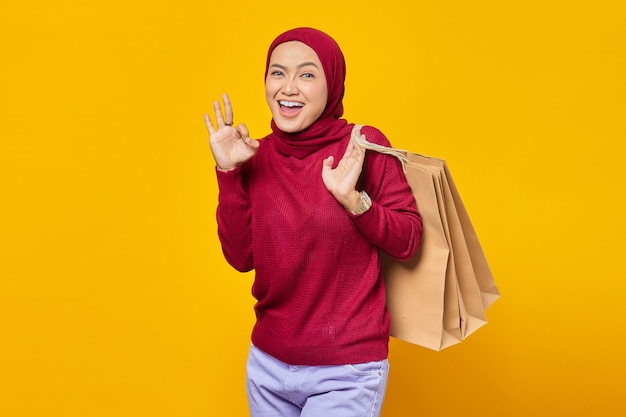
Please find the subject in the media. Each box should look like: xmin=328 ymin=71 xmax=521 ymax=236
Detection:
xmin=279 ymin=100 xmax=304 ymax=116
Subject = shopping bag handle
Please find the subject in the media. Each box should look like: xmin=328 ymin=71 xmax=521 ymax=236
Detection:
xmin=351 ymin=124 xmax=413 ymax=172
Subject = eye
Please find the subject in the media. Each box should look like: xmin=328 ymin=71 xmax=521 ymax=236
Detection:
xmin=301 ymin=72 xmax=315 ymax=79
xmin=271 ymin=70 xmax=284 ymax=77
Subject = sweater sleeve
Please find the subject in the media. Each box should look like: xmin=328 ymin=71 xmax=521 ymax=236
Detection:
xmin=350 ymin=126 xmax=423 ymax=261
xmin=215 ymin=165 xmax=254 ymax=272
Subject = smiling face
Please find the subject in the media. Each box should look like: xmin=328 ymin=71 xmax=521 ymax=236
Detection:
xmin=265 ymin=41 xmax=328 ymax=133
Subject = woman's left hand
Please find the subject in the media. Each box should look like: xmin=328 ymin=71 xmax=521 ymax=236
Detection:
xmin=321 ymin=126 xmax=366 ymax=211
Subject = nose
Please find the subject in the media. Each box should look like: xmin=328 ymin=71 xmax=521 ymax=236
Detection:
xmin=283 ymin=77 xmax=298 ymax=95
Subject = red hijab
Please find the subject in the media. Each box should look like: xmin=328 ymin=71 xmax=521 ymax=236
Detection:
xmin=264 ymin=27 xmax=353 ymax=159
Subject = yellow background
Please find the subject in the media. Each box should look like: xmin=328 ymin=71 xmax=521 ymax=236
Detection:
xmin=1 ymin=1 xmax=624 ymax=416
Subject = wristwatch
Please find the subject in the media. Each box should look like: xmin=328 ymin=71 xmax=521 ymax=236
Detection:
xmin=349 ymin=191 xmax=372 ymax=215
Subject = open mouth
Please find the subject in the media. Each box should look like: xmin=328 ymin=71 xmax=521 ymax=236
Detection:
xmin=279 ymin=100 xmax=304 ymax=115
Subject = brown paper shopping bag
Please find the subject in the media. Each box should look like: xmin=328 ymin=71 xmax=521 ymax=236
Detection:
xmin=353 ymin=126 xmax=500 ymax=351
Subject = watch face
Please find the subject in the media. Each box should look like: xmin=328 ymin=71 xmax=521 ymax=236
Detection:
xmin=352 ymin=191 xmax=371 ymax=214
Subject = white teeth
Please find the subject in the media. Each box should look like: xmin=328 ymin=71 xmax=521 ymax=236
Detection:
xmin=279 ymin=101 xmax=304 ymax=107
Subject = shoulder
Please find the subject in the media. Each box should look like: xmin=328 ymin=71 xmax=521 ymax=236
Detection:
xmin=356 ymin=125 xmax=404 ymax=173
xmin=357 ymin=125 xmax=392 ymax=147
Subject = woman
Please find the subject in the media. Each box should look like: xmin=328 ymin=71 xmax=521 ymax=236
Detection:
xmin=205 ymin=27 xmax=422 ymax=417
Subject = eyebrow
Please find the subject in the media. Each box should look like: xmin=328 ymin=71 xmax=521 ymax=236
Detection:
xmin=270 ymin=62 xmax=320 ymax=70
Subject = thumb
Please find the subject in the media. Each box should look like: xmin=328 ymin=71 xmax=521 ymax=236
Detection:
xmin=243 ymin=137 xmax=260 ymax=149
xmin=322 ymin=156 xmax=334 ymax=170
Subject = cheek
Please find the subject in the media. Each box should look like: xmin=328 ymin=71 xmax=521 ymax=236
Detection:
xmin=265 ymin=82 xmax=276 ymax=106
xmin=312 ymin=86 xmax=328 ymax=114
xmin=265 ymin=78 xmax=276 ymax=97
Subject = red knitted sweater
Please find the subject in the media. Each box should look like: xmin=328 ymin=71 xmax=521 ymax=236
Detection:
xmin=215 ymin=125 xmax=422 ymax=366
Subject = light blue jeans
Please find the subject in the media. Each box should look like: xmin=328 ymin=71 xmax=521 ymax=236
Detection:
xmin=246 ymin=344 xmax=390 ymax=417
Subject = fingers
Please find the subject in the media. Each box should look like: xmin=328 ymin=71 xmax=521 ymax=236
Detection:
xmin=204 ymin=113 xmax=215 ymax=134
xmin=247 ymin=138 xmax=260 ymax=149
xmin=235 ymin=123 xmax=249 ymax=140
xmin=354 ymin=140 xmax=365 ymax=161
xmin=213 ymin=99 xmax=226 ymax=128
xmin=222 ymin=93 xmax=234 ymax=126
xmin=234 ymin=123 xmax=260 ymax=150
xmin=342 ymin=137 xmax=365 ymax=163
xmin=350 ymin=127 xmax=365 ymax=147
xmin=350 ymin=126 xmax=367 ymax=159
xmin=350 ymin=132 xmax=366 ymax=160
xmin=207 ymin=94 xmax=235 ymax=131
xmin=352 ymin=125 xmax=362 ymax=140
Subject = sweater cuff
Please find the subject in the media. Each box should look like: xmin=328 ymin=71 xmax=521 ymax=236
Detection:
xmin=216 ymin=164 xmax=243 ymax=182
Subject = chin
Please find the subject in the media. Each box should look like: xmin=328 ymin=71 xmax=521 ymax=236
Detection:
xmin=274 ymin=119 xmax=304 ymax=133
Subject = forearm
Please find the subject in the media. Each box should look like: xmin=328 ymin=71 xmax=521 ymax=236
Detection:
xmin=352 ymin=202 xmax=422 ymax=261
xmin=352 ymin=128 xmax=423 ymax=260
xmin=215 ymin=166 xmax=254 ymax=272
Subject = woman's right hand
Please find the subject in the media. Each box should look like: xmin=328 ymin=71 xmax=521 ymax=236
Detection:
xmin=204 ymin=93 xmax=259 ymax=172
